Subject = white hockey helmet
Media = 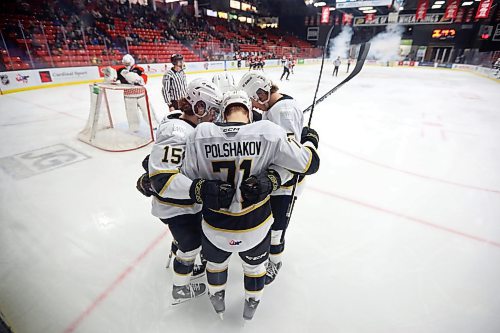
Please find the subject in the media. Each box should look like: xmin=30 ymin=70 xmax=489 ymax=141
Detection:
xmin=185 ymin=78 xmax=223 ymax=119
xmin=122 ymin=54 xmax=135 ymax=67
xmin=212 ymin=72 xmax=236 ymax=92
xmin=237 ymin=72 xmax=272 ymax=105
xmin=222 ymin=89 xmax=253 ymax=123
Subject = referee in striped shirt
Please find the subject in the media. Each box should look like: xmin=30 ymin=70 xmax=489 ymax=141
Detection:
xmin=162 ymin=54 xmax=187 ymax=112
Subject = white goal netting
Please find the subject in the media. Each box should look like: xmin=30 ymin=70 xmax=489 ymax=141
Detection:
xmin=78 ymin=83 xmax=156 ymax=152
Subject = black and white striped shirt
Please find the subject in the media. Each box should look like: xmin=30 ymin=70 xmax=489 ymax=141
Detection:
xmin=161 ymin=67 xmax=187 ymax=105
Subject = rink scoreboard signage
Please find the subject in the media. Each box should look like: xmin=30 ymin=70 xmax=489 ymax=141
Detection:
xmin=336 ymin=0 xmax=392 ymax=9
xmin=431 ymin=28 xmax=456 ymax=40
xmin=493 ymin=24 xmax=500 ymax=41
xmin=475 ymin=0 xmax=493 ymax=19
xmin=353 ymin=13 xmax=452 ymax=26
xmin=307 ymin=27 xmax=320 ymax=41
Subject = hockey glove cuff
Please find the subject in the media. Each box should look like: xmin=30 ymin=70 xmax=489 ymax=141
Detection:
xmin=189 ymin=179 xmax=235 ymax=210
xmin=240 ymin=169 xmax=281 ymax=205
xmin=301 ymin=127 xmax=319 ymax=149
xmin=136 ymin=173 xmax=155 ymax=197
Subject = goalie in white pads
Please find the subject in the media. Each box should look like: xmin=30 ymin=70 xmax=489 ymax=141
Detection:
xmin=239 ymin=72 xmax=304 ymax=285
xmin=181 ymin=90 xmax=320 ymax=320
xmin=105 ymin=54 xmax=156 ymax=131
xmin=136 ymin=78 xmax=223 ymax=304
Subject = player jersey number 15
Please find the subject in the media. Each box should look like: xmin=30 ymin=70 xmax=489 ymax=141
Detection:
xmin=162 ymin=146 xmax=184 ymax=164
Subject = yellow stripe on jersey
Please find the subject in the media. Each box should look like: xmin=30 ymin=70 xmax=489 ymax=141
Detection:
xmin=209 ymin=196 xmax=270 ymax=216
xmin=203 ymin=214 xmax=272 ymax=233
xmin=280 ymin=176 xmax=306 ymax=189
xmin=148 ymin=169 xmax=179 ymax=178
xmin=301 ymin=146 xmax=314 ymax=174
xmin=159 ymin=173 xmax=178 ymax=196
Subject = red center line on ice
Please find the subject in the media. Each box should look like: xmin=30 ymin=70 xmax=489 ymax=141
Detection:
xmin=63 ymin=229 xmax=170 ymax=333
xmin=322 ymin=143 xmax=500 ymax=195
xmin=307 ymin=186 xmax=500 ymax=249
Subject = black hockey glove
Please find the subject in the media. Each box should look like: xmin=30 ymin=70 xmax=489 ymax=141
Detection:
xmin=301 ymin=127 xmax=319 ymax=149
xmin=240 ymin=169 xmax=281 ymax=205
xmin=189 ymin=179 xmax=235 ymax=210
xmin=141 ymin=154 xmax=150 ymax=172
xmin=136 ymin=172 xmax=155 ymax=197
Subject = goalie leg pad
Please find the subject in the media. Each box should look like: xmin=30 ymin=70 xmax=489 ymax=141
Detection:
xmin=137 ymin=95 xmax=158 ymax=128
xmin=124 ymin=96 xmax=141 ymax=131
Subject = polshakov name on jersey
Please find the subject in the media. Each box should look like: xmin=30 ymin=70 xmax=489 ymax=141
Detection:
xmin=204 ymin=141 xmax=262 ymax=158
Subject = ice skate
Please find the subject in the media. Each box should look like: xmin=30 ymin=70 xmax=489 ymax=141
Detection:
xmin=209 ymin=290 xmax=226 ymax=319
xmin=243 ymin=297 xmax=260 ymax=320
xmin=191 ymin=261 xmax=207 ymax=280
xmin=171 ymin=283 xmax=206 ymax=305
xmin=265 ymin=260 xmax=282 ymax=285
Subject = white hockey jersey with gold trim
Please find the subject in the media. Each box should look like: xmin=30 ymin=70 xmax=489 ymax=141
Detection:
xmin=182 ymin=120 xmax=319 ymax=252
xmin=148 ymin=113 xmax=201 ymax=219
xmin=262 ymin=94 xmax=305 ymax=196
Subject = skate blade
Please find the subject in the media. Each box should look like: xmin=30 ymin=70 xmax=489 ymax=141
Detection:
xmin=218 ymin=313 xmax=224 ymax=320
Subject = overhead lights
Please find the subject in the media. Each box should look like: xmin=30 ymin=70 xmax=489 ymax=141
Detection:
xmin=431 ymin=4 xmax=442 ymax=8
xmin=399 ymin=6 xmax=404 ymax=10
xmin=329 ymin=7 xmax=336 ymax=11
xmin=305 ymin=0 xmax=314 ymax=5
xmin=358 ymin=6 xmax=373 ymax=10
xmin=363 ymin=9 xmax=377 ymax=13
xmin=314 ymin=1 xmax=327 ymax=6
xmin=461 ymin=1 xmax=473 ymax=5
xmin=434 ymin=0 xmax=445 ymax=4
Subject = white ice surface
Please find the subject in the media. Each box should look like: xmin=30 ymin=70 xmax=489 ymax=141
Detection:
xmin=1 ymin=64 xmax=500 ymax=333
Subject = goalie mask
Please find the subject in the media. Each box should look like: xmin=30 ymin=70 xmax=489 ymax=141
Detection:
xmin=212 ymin=72 xmax=236 ymax=93
xmin=122 ymin=54 xmax=135 ymax=68
xmin=237 ymin=72 xmax=272 ymax=105
xmin=185 ymin=78 xmax=223 ymax=120
xmin=222 ymin=90 xmax=253 ymax=123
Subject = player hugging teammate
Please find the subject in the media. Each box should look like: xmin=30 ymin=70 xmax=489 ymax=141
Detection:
xmin=137 ymin=71 xmax=321 ymax=321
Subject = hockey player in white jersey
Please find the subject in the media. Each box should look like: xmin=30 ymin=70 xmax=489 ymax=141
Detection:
xmin=238 ymin=72 xmax=304 ymax=285
xmin=213 ymin=71 xmax=262 ymax=122
xmin=136 ymin=78 xmax=223 ymax=304
xmin=212 ymin=72 xmax=236 ymax=92
xmin=181 ymin=90 xmax=320 ymax=320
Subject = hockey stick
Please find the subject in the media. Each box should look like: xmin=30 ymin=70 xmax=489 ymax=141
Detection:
xmin=303 ymin=42 xmax=371 ymax=117
xmin=281 ymin=42 xmax=371 ymax=242
xmin=276 ymin=24 xmax=335 ymax=245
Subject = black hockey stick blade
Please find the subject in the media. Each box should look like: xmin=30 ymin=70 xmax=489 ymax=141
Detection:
xmin=303 ymin=42 xmax=371 ymax=115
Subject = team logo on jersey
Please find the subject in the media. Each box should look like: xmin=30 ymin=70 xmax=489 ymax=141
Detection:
xmin=222 ymin=127 xmax=240 ymax=133
xmin=244 ymin=252 xmax=267 ymax=261
xmin=229 ymin=240 xmax=242 ymax=246
xmin=0 ymin=75 xmax=9 ymax=85
xmin=15 ymin=73 xmax=29 ymax=84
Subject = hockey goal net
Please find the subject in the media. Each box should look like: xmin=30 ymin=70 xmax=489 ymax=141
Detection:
xmin=78 ymin=83 xmax=156 ymax=152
